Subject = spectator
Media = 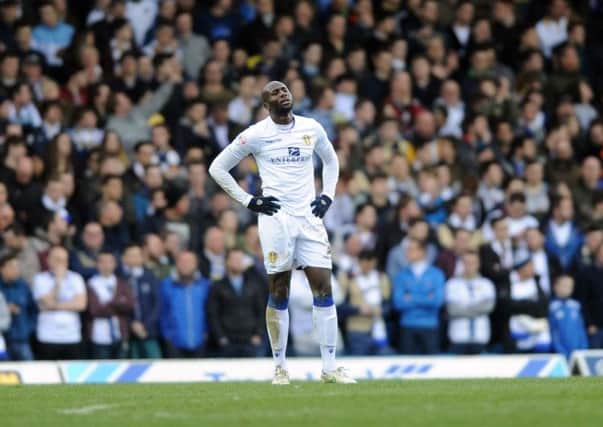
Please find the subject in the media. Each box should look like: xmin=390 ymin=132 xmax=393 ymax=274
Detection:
xmin=544 ymin=196 xmax=583 ymax=274
xmin=477 ymin=161 xmax=506 ymax=215
xmin=535 ymin=0 xmax=570 ymax=58
xmin=526 ymin=227 xmax=560 ymax=296
xmin=2 ymin=222 xmax=41 ymax=285
xmin=502 ymin=192 xmax=539 ymax=242
xmin=86 ymin=250 xmax=134 ymax=359
xmin=524 ymin=160 xmax=550 ymax=220
xmin=307 ymin=86 xmax=336 ymax=141
xmin=160 ymin=250 xmax=209 ymax=358
xmin=175 ymin=11 xmax=210 ymax=80
xmin=106 ymin=60 xmax=179 ymax=152
xmin=32 ymin=2 xmax=74 ymax=67
xmin=436 ymin=228 xmax=474 ymax=280
xmin=30 ymin=211 xmax=72 ymax=270
xmin=207 ymin=248 xmax=265 ymax=358
xmin=0 ymin=288 xmax=8 ymax=359
xmin=340 ymin=250 xmax=391 ymax=355
xmin=0 ymin=253 xmax=37 ymax=360
xmin=577 ymin=243 xmax=603 ymax=349
xmin=227 ymin=73 xmax=259 ymax=127
xmin=69 ymin=221 xmax=104 ymax=280
xmin=32 ymin=245 xmax=86 ymax=360
xmin=150 ymin=124 xmax=180 ymax=177
xmin=573 ymin=157 xmax=602 ymax=224
xmin=549 ymin=275 xmax=588 ymax=358
xmin=122 ymin=244 xmax=162 ymax=359
xmin=577 ymin=221 xmax=603 ymax=267
xmin=445 ymin=251 xmax=496 ymax=355
xmin=98 ymin=200 xmax=129 ymax=254
xmin=386 ymin=218 xmax=437 ymax=282
xmin=143 ymin=233 xmax=172 ymax=279
xmin=0 ymin=0 xmax=598 ymax=361
xmin=199 ymin=226 xmax=226 ymax=281
xmin=392 ymin=238 xmax=445 ymax=355
xmin=502 ymin=251 xmax=550 ymax=353
xmin=125 ymin=141 xmax=158 ymax=193
xmin=288 ymin=269 xmax=344 ymax=357
xmin=8 ymin=81 xmax=42 ymax=130
xmin=437 ymin=193 xmax=480 ymax=249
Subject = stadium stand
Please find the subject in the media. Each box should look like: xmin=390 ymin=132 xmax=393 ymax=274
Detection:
xmin=0 ymin=0 xmax=602 ymax=362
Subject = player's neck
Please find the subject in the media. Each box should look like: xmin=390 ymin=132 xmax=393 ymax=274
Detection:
xmin=270 ymin=112 xmax=294 ymax=125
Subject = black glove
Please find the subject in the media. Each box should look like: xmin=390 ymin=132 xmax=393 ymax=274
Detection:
xmin=248 ymin=196 xmax=281 ymax=215
xmin=310 ymin=194 xmax=332 ymax=218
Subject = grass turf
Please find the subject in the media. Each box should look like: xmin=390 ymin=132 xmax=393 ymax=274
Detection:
xmin=1 ymin=378 xmax=603 ymax=427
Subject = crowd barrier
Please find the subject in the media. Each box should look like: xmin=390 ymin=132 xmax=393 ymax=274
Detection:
xmin=0 ymin=354 xmax=571 ymax=384
xmin=569 ymin=350 xmax=603 ymax=376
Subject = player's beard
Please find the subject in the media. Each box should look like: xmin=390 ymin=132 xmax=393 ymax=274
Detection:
xmin=274 ymin=103 xmax=293 ymax=115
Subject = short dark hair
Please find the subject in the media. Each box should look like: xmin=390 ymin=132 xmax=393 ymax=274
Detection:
xmin=508 ymin=192 xmax=526 ymax=204
xmin=358 ymin=249 xmax=376 ymax=260
xmin=408 ymin=237 xmax=427 ymax=252
xmin=0 ymin=251 xmax=17 ymax=268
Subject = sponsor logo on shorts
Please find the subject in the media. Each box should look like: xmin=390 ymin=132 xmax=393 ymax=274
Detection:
xmin=268 ymin=251 xmax=278 ymax=264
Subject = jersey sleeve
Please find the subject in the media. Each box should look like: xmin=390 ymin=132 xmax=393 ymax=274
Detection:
xmin=313 ymin=121 xmax=339 ymax=201
xmin=208 ymin=131 xmax=257 ymax=207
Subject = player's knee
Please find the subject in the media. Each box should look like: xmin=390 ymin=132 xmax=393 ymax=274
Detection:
xmin=312 ymin=284 xmax=333 ymax=307
xmin=313 ymin=294 xmax=334 ymax=307
xmin=267 ymin=272 xmax=290 ymax=309
xmin=268 ymin=292 xmax=289 ymax=310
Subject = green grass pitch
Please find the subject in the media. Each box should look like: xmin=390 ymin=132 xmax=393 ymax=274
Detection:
xmin=2 ymin=378 xmax=603 ymax=427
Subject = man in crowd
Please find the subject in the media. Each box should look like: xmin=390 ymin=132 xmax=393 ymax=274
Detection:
xmin=207 ymin=248 xmax=265 ymax=357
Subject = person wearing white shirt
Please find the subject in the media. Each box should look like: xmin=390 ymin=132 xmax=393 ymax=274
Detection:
xmin=124 ymin=0 xmax=158 ymax=47
xmin=526 ymin=228 xmax=559 ymax=296
xmin=535 ymin=0 xmax=570 ymax=58
xmin=32 ymin=246 xmax=87 ymax=360
xmin=8 ymin=82 xmax=42 ymax=129
xmin=227 ymin=74 xmax=260 ymax=127
xmin=446 ymin=251 xmax=496 ymax=354
xmin=503 ymin=192 xmax=539 ymax=240
xmin=87 ymin=251 xmax=134 ymax=359
xmin=288 ymin=270 xmax=344 ymax=357
xmin=209 ymin=81 xmax=354 ymax=385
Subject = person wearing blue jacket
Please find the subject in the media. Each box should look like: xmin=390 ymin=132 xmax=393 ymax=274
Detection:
xmin=0 ymin=253 xmax=37 ymax=360
xmin=544 ymin=197 xmax=583 ymax=274
xmin=121 ymin=244 xmax=162 ymax=359
xmin=160 ymin=250 xmax=210 ymax=358
xmin=393 ymin=238 xmax=446 ymax=354
xmin=549 ymin=275 xmax=588 ymax=358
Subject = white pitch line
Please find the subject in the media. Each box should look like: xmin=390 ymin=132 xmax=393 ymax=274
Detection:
xmin=58 ymin=404 xmax=117 ymax=415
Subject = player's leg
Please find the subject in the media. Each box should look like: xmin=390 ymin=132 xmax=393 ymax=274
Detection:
xmin=303 ymin=266 xmax=355 ymax=384
xmin=266 ymin=270 xmax=291 ymax=384
xmin=257 ymin=212 xmax=295 ymax=384
xmin=295 ymin=215 xmax=355 ymax=383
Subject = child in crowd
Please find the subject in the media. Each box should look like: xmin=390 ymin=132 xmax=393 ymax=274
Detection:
xmin=549 ymin=275 xmax=589 ymax=358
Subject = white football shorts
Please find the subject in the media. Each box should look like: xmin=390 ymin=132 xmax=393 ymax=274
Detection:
xmin=257 ymin=210 xmax=332 ymax=274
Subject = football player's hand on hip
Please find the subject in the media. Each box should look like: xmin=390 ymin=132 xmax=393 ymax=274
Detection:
xmin=248 ymin=196 xmax=281 ymax=215
xmin=311 ymin=194 xmax=332 ymax=218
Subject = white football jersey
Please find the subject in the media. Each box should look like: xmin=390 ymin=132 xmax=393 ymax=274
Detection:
xmin=209 ymin=114 xmax=339 ymax=216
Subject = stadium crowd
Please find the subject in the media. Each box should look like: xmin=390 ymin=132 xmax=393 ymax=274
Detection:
xmin=0 ymin=0 xmax=603 ymax=361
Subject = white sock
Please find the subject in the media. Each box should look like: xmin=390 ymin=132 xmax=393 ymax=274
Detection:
xmin=266 ymin=306 xmax=289 ymax=369
xmin=313 ymin=304 xmax=337 ymax=372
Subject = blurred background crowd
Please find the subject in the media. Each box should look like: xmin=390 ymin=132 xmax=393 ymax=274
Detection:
xmin=0 ymin=0 xmax=602 ymax=361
